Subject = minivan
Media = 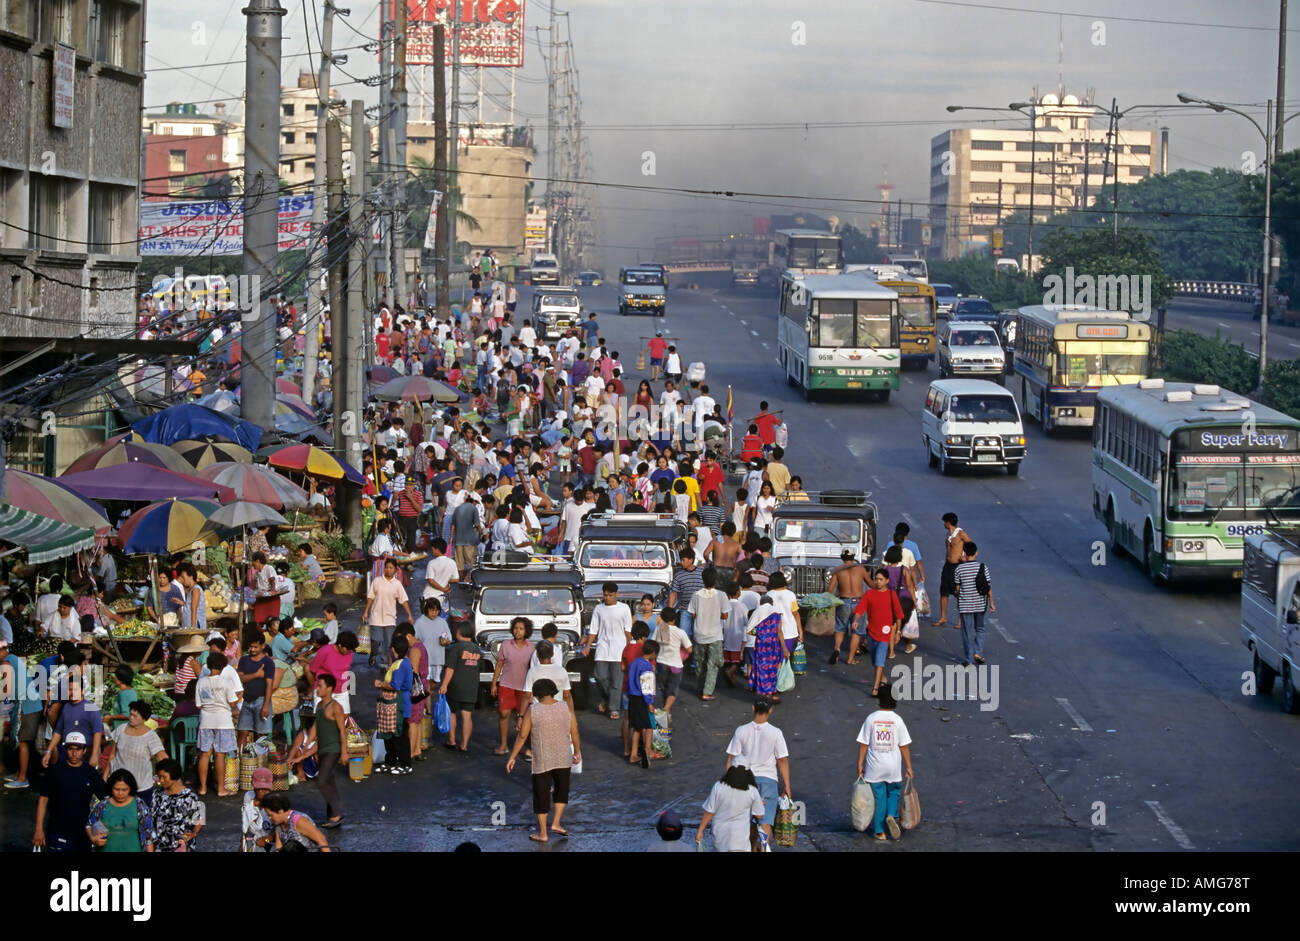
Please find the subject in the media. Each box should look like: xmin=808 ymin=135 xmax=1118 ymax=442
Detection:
xmin=1241 ymin=529 xmax=1300 ymax=714
xmin=921 ymin=378 xmax=1027 ymax=475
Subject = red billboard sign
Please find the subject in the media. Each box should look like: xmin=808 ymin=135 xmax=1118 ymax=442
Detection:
xmin=394 ymin=1 xmax=526 ymax=68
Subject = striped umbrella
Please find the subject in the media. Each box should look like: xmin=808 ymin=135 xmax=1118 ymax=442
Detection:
xmin=0 ymin=506 xmax=98 ymax=565
xmin=373 ymin=375 xmax=460 ymax=403
xmin=200 ymin=500 xmax=289 ymax=535
xmin=276 ymin=394 xmax=316 ymax=421
xmin=116 ymin=498 xmax=221 ymax=555
xmin=171 ymin=439 xmax=253 ymax=470
xmin=0 ymin=469 xmax=110 ymax=533
xmin=198 ymin=462 xmax=308 ymax=509
xmin=264 ymin=443 xmax=365 ymax=484
xmin=65 ymin=439 xmax=194 ymax=475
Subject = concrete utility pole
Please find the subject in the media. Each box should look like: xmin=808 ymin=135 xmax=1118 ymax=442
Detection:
xmin=433 ymin=23 xmax=450 ymax=322
xmin=325 ymin=115 xmax=353 ymax=535
xmin=1278 ymin=0 xmax=1289 ymax=157
xmin=376 ymin=3 xmax=391 ymax=300
xmin=340 ymin=99 xmax=367 ymax=540
xmin=391 ymin=0 xmax=408 ymax=311
xmin=304 ymin=0 xmax=338 ymax=410
xmin=241 ymin=0 xmax=286 ymax=434
xmin=449 ymin=12 xmax=461 ymax=272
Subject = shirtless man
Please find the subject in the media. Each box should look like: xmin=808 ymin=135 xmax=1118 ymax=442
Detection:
xmin=828 ymin=549 xmax=871 ymax=665
xmin=705 ymin=521 xmax=745 ymax=585
xmin=933 ymin=511 xmax=972 ymax=627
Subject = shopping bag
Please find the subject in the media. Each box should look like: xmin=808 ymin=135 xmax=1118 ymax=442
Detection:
xmin=850 ymin=777 xmax=875 ymax=832
xmin=356 ymin=623 xmax=372 ymax=656
xmin=650 ymin=728 xmax=672 ymax=759
xmin=776 ymin=658 xmax=796 ymax=693
xmin=900 ymin=777 xmax=921 ymax=830
xmin=370 ymin=732 xmax=387 ymax=765
xmin=915 ymin=584 xmax=931 ymax=617
xmin=773 ymin=795 xmax=798 ymax=847
xmin=901 ymin=610 xmax=920 ymax=640
xmin=432 ymin=694 xmax=452 ymax=736
xmin=571 ymin=743 xmax=583 ymax=774
xmin=790 ymin=643 xmax=807 ymax=676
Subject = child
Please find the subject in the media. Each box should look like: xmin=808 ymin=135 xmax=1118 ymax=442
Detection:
xmin=274 ymin=563 xmax=296 ymax=621
xmin=105 ymin=665 xmax=137 ymax=730
xmin=529 ymin=621 xmax=562 ymax=670
xmin=553 ymin=435 xmax=574 ymax=486
xmin=729 ymin=488 xmax=749 ymax=543
xmin=723 ymin=580 xmax=747 ymax=687
xmin=672 ymin=479 xmax=691 ymax=524
xmin=318 ymin=602 xmax=341 ymax=644
xmin=620 ymin=621 xmax=650 ymax=758
xmin=626 ymin=639 xmax=659 ymax=769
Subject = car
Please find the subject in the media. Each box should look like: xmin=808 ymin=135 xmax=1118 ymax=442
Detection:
xmin=575 ymin=270 xmax=602 ymax=286
xmin=618 ymin=266 xmax=667 ymax=316
xmin=938 ymin=321 xmax=1005 ymax=379
xmin=932 ymin=282 xmax=958 ymax=315
xmin=530 ymin=252 xmax=560 ymax=285
xmin=771 ymin=490 xmax=879 ymax=596
xmin=921 ymin=378 xmax=1027 ymax=476
xmin=950 ymin=297 xmax=999 ymax=326
xmin=532 ymin=286 xmax=582 ymax=341
xmin=1241 ymin=528 xmax=1300 ymax=713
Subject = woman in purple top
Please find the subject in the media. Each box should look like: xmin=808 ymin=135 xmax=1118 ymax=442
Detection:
xmin=491 ymin=618 xmax=536 ymax=757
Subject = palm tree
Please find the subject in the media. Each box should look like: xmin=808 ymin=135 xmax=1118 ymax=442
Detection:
xmin=406 ymin=156 xmax=479 ymax=250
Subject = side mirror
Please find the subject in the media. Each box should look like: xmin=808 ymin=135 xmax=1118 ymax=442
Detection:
xmin=1288 ymin=609 xmax=1299 ymax=625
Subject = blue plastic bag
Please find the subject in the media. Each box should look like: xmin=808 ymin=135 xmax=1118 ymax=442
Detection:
xmin=432 ymin=694 xmax=452 ymax=736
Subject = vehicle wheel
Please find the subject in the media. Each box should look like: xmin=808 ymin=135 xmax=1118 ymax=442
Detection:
xmin=1283 ymin=664 xmax=1300 ymax=715
xmin=939 ymin=451 xmax=952 ymax=476
xmin=1042 ymin=408 xmax=1054 ymax=436
xmin=1254 ymin=649 xmax=1277 ymax=696
xmin=1144 ymin=527 xmax=1163 ymax=584
xmin=878 ymin=389 xmax=891 ymax=403
xmin=926 ymin=438 xmax=938 ymax=468
xmin=1006 ymin=461 xmax=1020 ymax=476
xmin=1105 ymin=501 xmax=1127 ymax=558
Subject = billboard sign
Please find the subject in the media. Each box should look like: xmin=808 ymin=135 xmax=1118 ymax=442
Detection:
xmin=139 ymin=195 xmax=316 ymax=256
xmin=52 ymin=42 xmax=75 ymax=129
xmin=396 ymin=1 xmax=526 ymax=68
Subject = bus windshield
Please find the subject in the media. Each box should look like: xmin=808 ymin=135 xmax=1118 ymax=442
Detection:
xmin=948 ymin=394 xmax=1019 ymax=423
xmin=622 ymin=270 xmax=664 ymax=286
xmin=1056 ymin=351 xmax=1148 ymax=387
xmin=816 ymin=299 xmax=892 ymax=348
xmin=898 ymin=296 xmax=935 ymax=327
xmin=790 ymin=239 xmax=843 ymax=270
xmin=1168 ymin=455 xmax=1300 ymax=519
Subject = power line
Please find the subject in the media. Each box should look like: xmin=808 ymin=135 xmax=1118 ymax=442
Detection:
xmin=908 ymin=0 xmax=1300 ymax=32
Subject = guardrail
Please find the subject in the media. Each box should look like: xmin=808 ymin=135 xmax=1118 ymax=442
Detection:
xmin=1171 ymin=280 xmax=1260 ymax=302
xmin=663 ymin=261 xmax=732 ymax=273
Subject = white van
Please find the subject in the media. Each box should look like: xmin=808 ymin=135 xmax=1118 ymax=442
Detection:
xmin=921 ymin=378 xmax=1027 ymax=475
xmin=1241 ymin=529 xmax=1300 ymax=713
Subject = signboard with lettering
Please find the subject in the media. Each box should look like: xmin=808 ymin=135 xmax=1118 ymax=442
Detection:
xmin=139 ymin=195 xmax=316 ymax=256
xmin=396 ymin=0 xmax=526 ymax=68
xmin=1076 ymin=324 xmax=1128 ymax=339
xmin=1174 ymin=427 xmax=1299 ymax=454
xmin=52 ymin=42 xmax=75 ymax=129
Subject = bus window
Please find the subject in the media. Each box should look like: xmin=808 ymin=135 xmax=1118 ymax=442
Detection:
xmin=815 ymin=299 xmax=855 ymax=347
xmin=855 ymin=302 xmax=892 ymax=348
xmin=898 ymin=296 xmax=934 ymax=326
xmin=1169 ymin=459 xmax=1242 ymax=516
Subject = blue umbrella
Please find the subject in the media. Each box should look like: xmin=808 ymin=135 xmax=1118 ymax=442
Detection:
xmin=132 ymin=403 xmax=262 ymax=452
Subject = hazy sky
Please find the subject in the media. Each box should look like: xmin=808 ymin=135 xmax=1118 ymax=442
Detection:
xmin=145 ymin=0 xmax=1292 ymax=269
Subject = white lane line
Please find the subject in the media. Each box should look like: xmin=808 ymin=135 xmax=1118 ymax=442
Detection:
xmin=902 ymin=512 xmax=915 ymax=526
xmin=1055 ymin=697 xmax=1093 ymax=732
xmin=761 ymin=342 xmax=770 ymax=348
xmin=1062 ymin=512 xmax=1075 ymax=523
xmin=847 ymin=442 xmax=864 ymax=458
xmin=740 ymin=319 xmax=748 ymax=326
xmin=750 ymin=330 xmax=759 ymax=336
xmin=824 ymin=418 xmax=835 ymax=428
xmin=903 ymin=376 xmax=914 ymax=384
xmin=1145 ymin=801 xmax=1195 ymax=850
xmin=1217 ymin=321 xmax=1232 ymax=329
xmin=988 ymin=617 xmax=1018 ymax=644
xmin=871 ymin=474 xmax=883 ymax=487
xmin=1290 ymin=341 xmax=1300 ymax=349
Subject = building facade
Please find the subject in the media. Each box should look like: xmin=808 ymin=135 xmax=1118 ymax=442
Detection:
xmin=930 ymin=93 xmax=1156 ymax=261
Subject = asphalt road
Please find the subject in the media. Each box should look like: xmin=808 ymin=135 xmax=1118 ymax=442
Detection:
xmin=4 ymin=282 xmax=1297 ymax=853
xmin=1163 ymin=296 xmax=1300 ymax=358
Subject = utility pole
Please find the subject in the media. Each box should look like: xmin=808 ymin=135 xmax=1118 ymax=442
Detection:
xmin=1027 ymin=102 xmax=1036 ymax=275
xmin=1278 ymin=0 xmax=1289 ymax=156
xmin=433 ymin=23 xmax=450 ymax=322
xmin=304 ymin=0 xmax=338 ymax=410
xmin=325 ymin=114 xmax=351 ymax=533
xmin=391 ymin=0 xmax=408 ymax=311
xmin=376 ymin=3 xmax=391 ymax=303
xmin=341 ymin=99 xmax=367 ymax=540
xmin=449 ymin=10 xmax=461 ymax=273
xmin=241 ymin=0 xmax=286 ymax=434
xmin=546 ymin=5 xmax=557 ymax=257
xmin=1109 ymin=98 xmax=1120 ymax=253
xmin=1262 ymin=99 xmax=1275 ymax=383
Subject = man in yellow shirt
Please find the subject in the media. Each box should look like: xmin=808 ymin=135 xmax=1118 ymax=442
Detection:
xmin=764 ymin=446 xmax=792 ymax=499
xmin=674 ymin=461 xmax=701 ymax=513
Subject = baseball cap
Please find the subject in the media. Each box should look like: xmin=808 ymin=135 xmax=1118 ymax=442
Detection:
xmin=251 ymin=768 xmax=273 ymax=789
xmin=65 ymin=732 xmax=87 ymax=747
xmin=656 ymin=810 xmax=684 ymax=841
xmin=841 ymin=549 xmax=856 ymax=560
xmin=309 ymin=628 xmax=327 ymax=644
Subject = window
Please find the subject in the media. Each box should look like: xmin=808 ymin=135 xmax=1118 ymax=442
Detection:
xmin=283 ymin=132 xmax=296 ymax=145
xmin=1243 ymin=548 xmax=1278 ymax=603
xmin=304 ymin=161 xmax=315 ymax=173
xmin=971 ymin=140 xmax=1003 ymax=150
xmin=168 ymin=149 xmax=186 ymax=173
xmin=279 ymin=162 xmax=293 ymax=176
xmin=969 ymin=181 xmax=1001 ymax=193
xmin=283 ymin=104 xmax=295 ymax=117
xmin=89 ymin=183 xmax=129 ymax=253
xmin=1128 ymin=166 xmax=1150 ymax=178
xmin=970 ymin=162 xmax=1003 ymax=174
xmin=89 ymin=0 xmax=127 ymax=66
xmin=1129 ymin=145 xmax=1151 ymax=154
xmin=36 ymin=0 xmax=72 ymax=44
xmin=306 ymin=132 xmax=316 ymax=144
xmin=1015 ymin=141 xmax=1054 ymax=152
xmin=29 ymin=175 xmax=69 ymax=250
xmin=1015 ymin=163 xmax=1033 ymax=173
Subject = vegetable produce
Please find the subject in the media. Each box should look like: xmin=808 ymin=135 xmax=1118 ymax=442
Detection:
xmin=102 ymin=672 xmax=175 ymax=720
xmin=112 ymin=619 xmax=159 ymax=638
xmin=287 ymin=562 xmax=309 ymax=582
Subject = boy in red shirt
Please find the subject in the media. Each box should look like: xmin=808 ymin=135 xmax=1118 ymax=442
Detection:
xmin=851 ymin=569 xmax=903 ymax=696
xmin=647 ymin=333 xmax=668 ymax=381
xmin=620 ymin=621 xmax=650 ymax=758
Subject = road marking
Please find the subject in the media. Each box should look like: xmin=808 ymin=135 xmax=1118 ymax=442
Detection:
xmin=902 ymin=512 xmax=915 ymax=526
xmin=1062 ymin=512 xmax=1075 ymax=523
xmin=871 ymin=474 xmax=883 ymax=487
xmin=1055 ymin=697 xmax=1093 ymax=732
xmin=761 ymin=342 xmax=770 ymax=348
xmin=740 ymin=319 xmax=748 ymax=326
xmin=1145 ymin=801 xmax=1195 ymax=850
xmin=903 ymin=376 xmax=914 ymax=384
xmin=1290 ymin=341 xmax=1300 ymax=349
xmin=750 ymin=330 xmax=759 ymax=336
xmin=848 ymin=442 xmax=864 ymax=458
xmin=989 ymin=617 xmax=1018 ymax=644
xmin=1218 ymin=321 xmax=1232 ymax=328
xmin=824 ymin=418 xmax=835 ymax=428
xmin=773 ymin=357 xmax=780 ymax=364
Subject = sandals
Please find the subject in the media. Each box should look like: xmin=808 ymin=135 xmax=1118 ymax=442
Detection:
xmin=904 ymin=643 xmax=917 ymax=654
xmin=551 ymin=826 xmax=568 ymax=836
xmin=529 ymin=834 xmax=548 ymax=843
xmin=493 ymin=747 xmax=508 ymax=756
xmin=608 ymin=712 xmax=621 ymax=720
xmin=973 ymin=655 xmax=986 ymax=665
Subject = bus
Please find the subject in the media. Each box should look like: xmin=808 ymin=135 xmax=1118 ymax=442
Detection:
xmin=1093 ymin=379 xmax=1300 ymax=583
xmin=770 ymin=229 xmax=843 ymax=276
xmin=871 ymin=278 xmax=936 ymax=369
xmin=886 ymin=254 xmax=929 ymax=282
xmin=778 ymin=272 xmax=900 ymax=400
xmin=1010 ymin=305 xmax=1151 ymax=433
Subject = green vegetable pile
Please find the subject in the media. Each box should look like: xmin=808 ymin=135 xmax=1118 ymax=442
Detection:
xmin=101 ymin=672 xmax=176 ymax=721
xmin=205 ymin=545 xmax=229 ymax=572
xmin=287 ymin=562 xmax=309 ymax=582
xmin=277 ymin=531 xmax=307 ymax=551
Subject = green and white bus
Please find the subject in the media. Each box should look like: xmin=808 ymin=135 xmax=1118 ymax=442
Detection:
xmin=1093 ymin=379 xmax=1300 ymax=583
xmin=778 ymin=272 xmax=900 ymax=401
xmin=770 ymin=228 xmax=843 ymax=276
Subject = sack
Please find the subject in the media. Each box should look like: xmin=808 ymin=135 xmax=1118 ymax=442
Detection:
xmin=370 ymin=732 xmax=387 ymax=765
xmin=269 ymin=750 xmax=289 ymax=791
xmin=900 ymin=777 xmax=921 ymax=830
xmin=271 ymin=685 xmax=299 ymax=715
xmin=650 ymin=728 xmax=672 ymax=759
xmin=790 ymin=643 xmax=807 ymax=676
xmin=375 ymin=693 xmax=399 ymax=737
xmin=356 ymin=623 xmax=372 ymax=656
xmin=432 ymin=694 xmax=452 ymax=736
xmin=222 ymin=752 xmax=240 ymax=793
xmin=975 ymin=563 xmax=991 ymax=597
xmin=915 ymin=584 xmax=931 ymax=616
xmin=773 ymin=795 xmax=798 ymax=847
xmin=850 ymin=777 xmax=875 ymax=832
xmin=901 ymin=610 xmax=920 ymax=641
xmin=776 ymin=658 xmax=796 ymax=693
xmin=410 ymin=671 xmax=429 ymax=704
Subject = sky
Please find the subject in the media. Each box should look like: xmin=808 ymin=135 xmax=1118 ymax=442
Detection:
xmin=144 ymin=0 xmax=1294 ymax=270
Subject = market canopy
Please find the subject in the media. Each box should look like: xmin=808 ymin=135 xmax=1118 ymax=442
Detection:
xmin=0 ymin=469 xmax=111 ymax=534
xmin=201 ymin=501 xmax=288 ymax=534
xmin=198 ymin=462 xmax=308 ymax=509
xmin=263 ymin=443 xmax=365 ymax=485
xmin=132 ymin=403 xmax=262 ymax=452
xmin=0 ymin=505 xmax=97 ymax=564
xmin=116 ymin=498 xmax=221 ymax=555
xmin=58 ymin=464 xmax=237 ymax=504
xmin=373 ymin=375 xmax=461 ymax=403
xmin=65 ymin=439 xmax=194 ymax=476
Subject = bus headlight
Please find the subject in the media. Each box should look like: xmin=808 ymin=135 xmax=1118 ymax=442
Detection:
xmin=1179 ymin=539 xmax=1206 ymax=552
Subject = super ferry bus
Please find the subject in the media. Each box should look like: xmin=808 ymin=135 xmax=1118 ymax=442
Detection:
xmin=770 ymin=229 xmax=843 ymax=276
xmin=778 ymin=272 xmax=900 ymax=401
xmin=1012 ymin=304 xmax=1151 ymax=433
xmin=1093 ymin=379 xmax=1300 ymax=584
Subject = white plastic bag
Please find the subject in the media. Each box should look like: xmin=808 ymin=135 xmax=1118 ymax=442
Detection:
xmin=915 ymin=584 xmax=931 ymax=617
xmin=370 ymin=732 xmax=386 ymax=765
xmin=901 ymin=609 xmax=920 ymax=640
xmin=774 ymin=422 xmax=789 ymax=448
xmin=850 ymin=777 xmax=875 ymax=832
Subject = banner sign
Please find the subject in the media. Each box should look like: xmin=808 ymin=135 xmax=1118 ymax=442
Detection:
xmin=396 ymin=0 xmax=526 ymax=68
xmin=52 ymin=42 xmax=75 ymax=129
xmin=139 ymin=195 xmax=316 ymax=256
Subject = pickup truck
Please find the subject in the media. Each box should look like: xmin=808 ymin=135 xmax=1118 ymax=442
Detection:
xmin=1241 ymin=529 xmax=1300 ymax=713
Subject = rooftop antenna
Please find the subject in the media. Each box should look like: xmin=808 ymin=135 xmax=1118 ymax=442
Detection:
xmin=1058 ymin=15 xmax=1064 ymax=101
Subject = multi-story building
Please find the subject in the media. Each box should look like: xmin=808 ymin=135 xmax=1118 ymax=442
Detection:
xmin=280 ymin=70 xmax=361 ymax=189
xmin=0 ymin=0 xmax=146 ymax=339
xmin=930 ymin=93 xmax=1157 ymax=261
xmin=142 ymin=101 xmax=240 ymax=198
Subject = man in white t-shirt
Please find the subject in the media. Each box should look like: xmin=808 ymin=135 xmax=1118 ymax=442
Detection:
xmin=725 ymin=698 xmax=792 ymax=847
xmin=556 ymin=487 xmax=594 ymax=555
xmin=583 ymin=582 xmax=633 ymax=718
xmin=688 ymin=568 xmax=728 ymax=699
xmin=855 ymin=685 xmax=914 ymax=841
xmin=422 ymin=539 xmax=460 ymax=605
xmin=692 ymin=384 xmax=716 ymax=440
xmin=521 ymin=639 xmax=572 ymax=717
xmin=764 ymin=572 xmax=804 ymax=649
xmin=518 ymin=320 xmax=537 ymax=348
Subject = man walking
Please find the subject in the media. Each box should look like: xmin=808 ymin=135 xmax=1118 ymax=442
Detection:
xmin=932 ymin=512 xmax=971 ymax=628
xmin=725 ymin=699 xmax=792 ymax=852
xmin=451 ymin=490 xmax=483 ymax=578
xmin=828 ymin=549 xmax=870 ymax=665
xmin=583 ymin=582 xmax=632 ymax=719
xmin=668 ymin=548 xmax=705 ymax=641
xmin=362 ymin=559 xmax=412 ymax=669
xmin=689 ymin=568 xmax=727 ymax=701
xmin=855 ymin=685 xmax=913 ymax=842
xmin=953 ymin=541 xmax=995 ymax=666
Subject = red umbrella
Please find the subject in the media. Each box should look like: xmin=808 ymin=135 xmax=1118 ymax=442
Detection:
xmin=277 ymin=377 xmax=301 ymax=396
xmin=65 ymin=439 xmax=194 ymax=475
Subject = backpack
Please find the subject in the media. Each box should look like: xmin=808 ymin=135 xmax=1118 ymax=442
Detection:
xmin=975 ymin=563 xmax=990 ymax=597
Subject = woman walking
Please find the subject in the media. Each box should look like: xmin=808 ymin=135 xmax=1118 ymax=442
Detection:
xmin=104 ymin=701 xmax=167 ymax=808
xmin=883 ymin=545 xmax=920 ymax=655
xmin=747 ymin=599 xmax=786 ymax=702
xmin=288 ymin=674 xmax=347 ymax=828
xmin=87 ymin=770 xmax=155 ymax=852
xmin=506 ymin=678 xmax=581 ymax=844
xmin=374 ymin=636 xmax=413 ymax=774
xmin=491 ymin=617 xmax=536 ymax=756
xmin=752 ymin=481 xmax=778 ymax=536
xmin=150 ymin=759 xmax=205 ymax=852
xmin=696 ymin=762 xmax=765 ymax=852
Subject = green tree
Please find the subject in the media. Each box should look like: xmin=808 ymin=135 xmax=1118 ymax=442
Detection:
xmin=405 ymin=156 xmax=480 ymax=250
xmin=1034 ymin=227 xmax=1174 ymax=311
xmin=928 ymin=252 xmax=1038 ymax=308
xmin=1157 ymin=330 xmax=1258 ymax=394
xmin=839 ymin=223 xmax=879 ymax=264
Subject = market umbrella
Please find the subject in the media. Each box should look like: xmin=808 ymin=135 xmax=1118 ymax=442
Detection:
xmin=196 ymin=389 xmax=240 ymax=415
xmin=59 ymin=464 xmax=238 ymax=504
xmin=65 ymin=439 xmax=194 ymax=476
xmin=171 ymin=439 xmax=253 ymax=470
xmin=276 ymin=378 xmax=302 ymax=396
xmin=276 ymin=411 xmax=334 ymax=446
xmin=198 ymin=462 xmax=308 ymax=509
xmin=0 ymin=469 xmax=111 ymax=534
xmin=276 ymin=394 xmax=317 ymax=421
xmin=0 ymin=506 xmax=98 ymax=564
xmin=200 ymin=500 xmax=288 ymax=534
xmin=116 ymin=498 xmax=221 ymax=555
xmin=373 ymin=375 xmax=460 ymax=403
xmin=132 ymin=403 xmax=262 ymax=452
xmin=367 ymin=364 xmax=396 ymax=384
xmin=263 ymin=443 xmax=365 ymax=485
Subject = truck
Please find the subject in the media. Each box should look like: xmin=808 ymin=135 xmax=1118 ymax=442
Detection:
xmin=1241 ymin=528 xmax=1300 ymax=713
xmin=618 ymin=266 xmax=667 ymax=316
xmin=771 ymin=490 xmax=879 ymax=596
xmin=572 ymin=512 xmax=688 ymax=624
xmin=531 ymin=286 xmax=582 ymax=341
